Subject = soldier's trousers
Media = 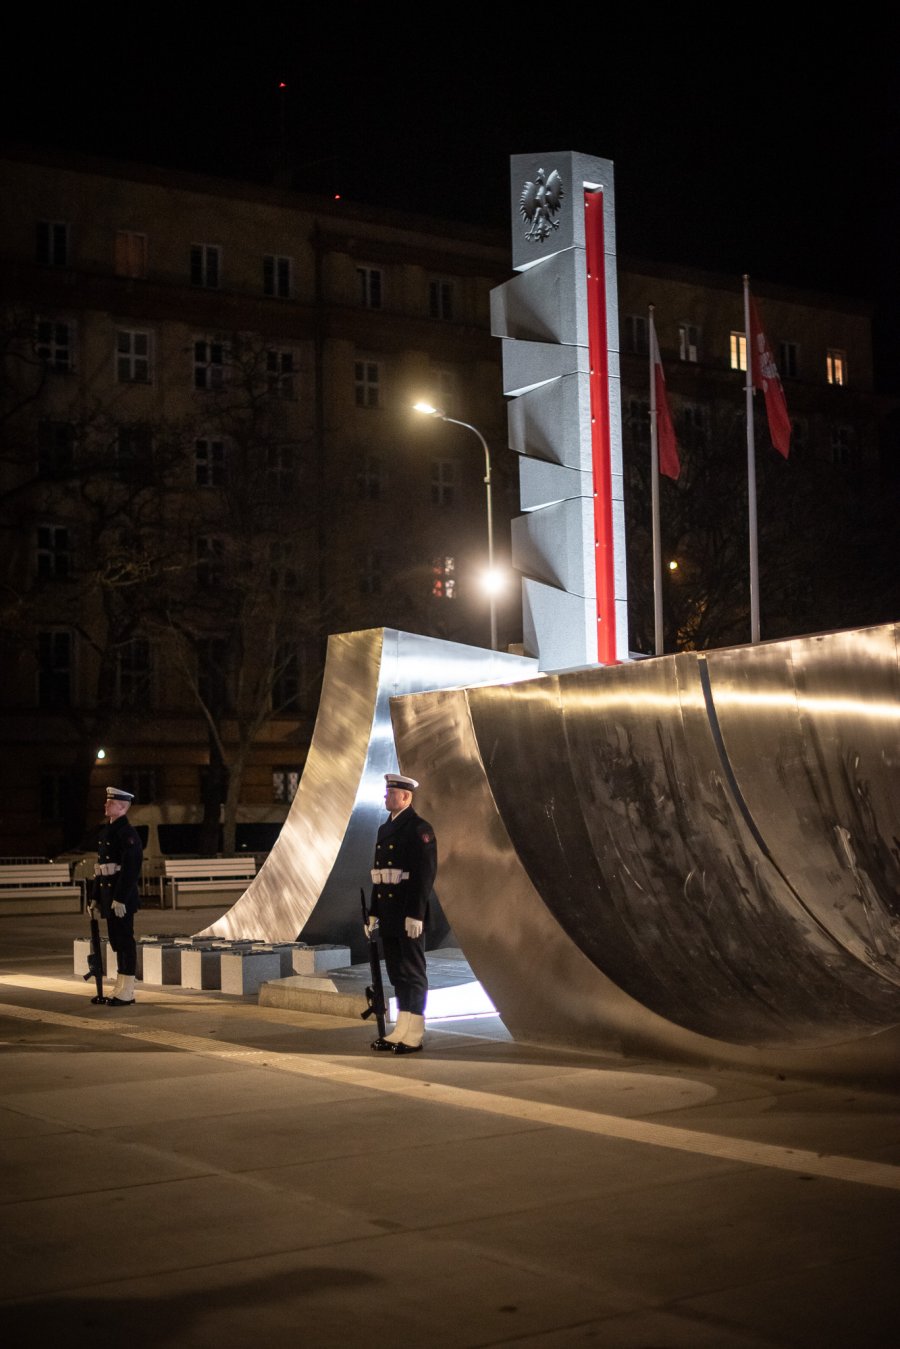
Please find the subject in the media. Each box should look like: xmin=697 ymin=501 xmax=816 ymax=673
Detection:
xmin=381 ymin=932 xmax=427 ymax=1016
xmin=107 ymin=910 xmax=136 ymax=976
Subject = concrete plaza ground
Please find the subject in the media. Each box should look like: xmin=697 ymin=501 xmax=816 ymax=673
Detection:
xmin=1 ymin=907 xmax=899 ymax=1348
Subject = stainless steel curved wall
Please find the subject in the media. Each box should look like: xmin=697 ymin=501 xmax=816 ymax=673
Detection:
xmin=391 ymin=623 xmax=900 ymax=1079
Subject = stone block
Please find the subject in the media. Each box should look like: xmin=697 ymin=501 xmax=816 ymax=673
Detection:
xmin=220 ymin=949 xmax=283 ymax=996
xmin=180 ymin=946 xmax=223 ymax=990
xmin=291 ymin=944 xmax=352 ymax=975
xmin=73 ymin=936 xmax=110 ymax=977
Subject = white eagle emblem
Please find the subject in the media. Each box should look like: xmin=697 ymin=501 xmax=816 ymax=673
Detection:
xmin=520 ymin=168 xmax=564 ymax=242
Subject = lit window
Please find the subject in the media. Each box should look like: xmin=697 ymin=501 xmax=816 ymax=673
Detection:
xmin=264 ymin=254 xmax=292 ymax=298
xmin=273 ymin=769 xmax=302 ymax=803
xmin=357 ymin=267 xmax=383 ymax=309
xmin=827 ymin=350 xmax=846 ymax=386
xmin=190 ymin=244 xmax=220 ymax=288
xmin=117 ymin=329 xmax=152 ymax=383
xmin=729 ymin=332 xmax=747 ymax=372
xmin=354 ymin=360 xmax=380 ymax=408
xmin=679 ymin=323 xmax=700 ymax=363
xmin=115 ymin=231 xmax=147 ymax=278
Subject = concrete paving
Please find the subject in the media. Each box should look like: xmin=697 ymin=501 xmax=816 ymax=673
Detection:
xmin=1 ymin=907 xmax=899 ymax=1348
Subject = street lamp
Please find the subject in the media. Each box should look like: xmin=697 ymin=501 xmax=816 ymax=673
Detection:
xmin=413 ymin=402 xmax=499 ymax=650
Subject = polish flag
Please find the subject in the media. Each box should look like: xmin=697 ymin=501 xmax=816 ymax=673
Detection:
xmin=749 ymin=293 xmax=791 ymax=458
xmin=650 ymin=316 xmax=680 ymax=480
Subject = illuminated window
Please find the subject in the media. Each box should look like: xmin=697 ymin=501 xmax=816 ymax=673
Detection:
xmin=354 ymin=360 xmax=380 ymax=408
xmin=36 ymin=318 xmax=74 ymax=372
xmin=115 ymin=231 xmax=147 ymax=278
xmin=827 ymin=350 xmax=846 ymax=386
xmin=357 ymin=267 xmax=382 ymax=309
xmin=190 ymin=243 xmax=220 ymax=288
xmin=431 ymin=459 xmax=458 ymax=506
xmin=37 ymin=221 xmax=69 ymax=267
xmin=678 ymin=323 xmax=700 ymax=363
xmin=117 ymin=329 xmax=152 ymax=383
xmin=429 ymin=278 xmax=454 ymax=320
xmin=729 ymin=332 xmax=746 ymax=371
xmin=194 ymin=337 xmax=226 ymax=390
xmin=273 ymin=769 xmax=301 ymax=803
xmin=780 ymin=341 xmax=798 ymax=378
xmin=266 ymin=349 xmax=295 ymax=398
xmin=195 ymin=438 xmax=226 ymax=486
xmin=623 ymin=314 xmax=649 ymax=354
xmin=36 ymin=525 xmax=71 ymax=579
xmin=264 ymin=254 xmax=292 ymax=298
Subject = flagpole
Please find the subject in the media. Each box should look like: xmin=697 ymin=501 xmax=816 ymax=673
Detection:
xmin=743 ymin=274 xmax=760 ymax=643
xmin=649 ymin=306 xmax=664 ymax=655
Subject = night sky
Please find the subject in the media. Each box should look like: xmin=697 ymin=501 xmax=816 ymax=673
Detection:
xmin=5 ymin=15 xmax=898 ymax=388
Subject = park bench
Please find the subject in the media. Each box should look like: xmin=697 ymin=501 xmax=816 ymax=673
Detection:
xmin=159 ymin=857 xmax=257 ymax=910
xmin=0 ymin=862 xmax=83 ymax=916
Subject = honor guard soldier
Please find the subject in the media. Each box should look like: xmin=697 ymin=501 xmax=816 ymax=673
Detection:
xmin=88 ymin=787 xmax=144 ymax=1006
xmin=365 ymin=773 xmax=437 ymax=1054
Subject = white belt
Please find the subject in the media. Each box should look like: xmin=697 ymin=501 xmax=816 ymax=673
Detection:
xmin=371 ymin=869 xmax=410 ymax=884
xmin=94 ymin=863 xmax=121 ymax=877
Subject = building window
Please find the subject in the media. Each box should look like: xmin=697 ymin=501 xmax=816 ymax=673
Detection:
xmin=827 ymin=349 xmax=847 ymax=386
xmin=264 ymin=254 xmax=292 ymax=298
xmin=194 ymin=338 xmax=226 ymax=390
xmin=266 ymin=349 xmax=295 ymax=398
xmin=116 ymin=638 xmax=152 ymax=709
xmin=357 ymin=266 xmax=383 ymax=309
xmin=357 ymin=452 xmax=385 ymax=500
xmin=36 ymin=525 xmax=71 ymax=579
xmin=623 ymin=314 xmax=649 ymax=355
xmin=38 ymin=630 xmax=72 ymax=708
xmin=729 ymin=332 xmax=747 ymax=372
xmin=354 ymin=360 xmax=380 ymax=408
xmin=197 ymin=638 xmax=229 ymax=711
xmin=780 ymin=341 xmax=799 ymax=378
xmin=38 ymin=422 xmax=75 ymax=477
xmin=273 ymin=768 xmax=302 ymax=803
xmin=433 ymin=367 xmax=458 ymax=416
xmin=360 ymin=550 xmax=383 ymax=595
xmin=269 ymin=541 xmax=301 ymax=591
xmin=196 ymin=536 xmax=225 ymax=587
xmin=267 ymin=444 xmax=295 ymax=488
xmin=116 ymin=329 xmax=152 ymax=383
xmin=37 ymin=220 xmax=69 ymax=267
xmin=116 ymin=426 xmax=152 ymax=476
xmin=679 ymin=403 xmax=707 ymax=435
xmin=429 ymin=278 xmax=454 ymax=320
xmin=115 ymin=231 xmax=148 ymax=278
xmin=190 ymin=243 xmax=220 ymax=288
xmin=678 ymin=323 xmax=700 ymax=363
xmin=36 ymin=318 xmax=74 ymax=372
xmin=119 ymin=768 xmax=157 ymax=804
xmin=272 ymin=643 xmax=300 ymax=712
xmin=195 ymin=438 xmax=226 ymax=486
xmin=40 ymin=771 xmax=72 ymax=823
xmin=431 ymin=459 xmax=458 ymax=506
xmin=790 ymin=418 xmax=807 ymax=455
xmin=431 ymin=555 xmax=456 ymax=599
xmin=625 ymin=398 xmax=650 ymax=449
xmin=830 ymin=425 xmax=856 ymax=467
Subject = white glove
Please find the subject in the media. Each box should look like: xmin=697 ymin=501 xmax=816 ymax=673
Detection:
xmin=364 ymin=916 xmax=379 ymax=938
xmin=404 ymin=917 xmax=423 ymax=939
xmin=87 ymin=901 xmax=101 ymax=919
xmin=112 ymin=901 xmax=126 ymax=919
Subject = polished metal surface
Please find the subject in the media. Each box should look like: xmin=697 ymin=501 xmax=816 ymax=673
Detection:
xmin=391 ymin=623 xmax=900 ymax=1079
xmin=198 ymin=629 xmax=537 ymax=956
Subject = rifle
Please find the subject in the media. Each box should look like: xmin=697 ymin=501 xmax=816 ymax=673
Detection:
xmin=83 ymin=883 xmax=107 ymax=1004
xmin=359 ymin=887 xmax=386 ymax=1040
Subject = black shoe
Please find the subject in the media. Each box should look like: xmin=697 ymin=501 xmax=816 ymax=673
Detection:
xmin=370 ymin=1037 xmax=395 ymax=1051
xmin=89 ymin=995 xmax=108 ymax=1005
xmin=107 ymin=997 xmax=135 ymax=1007
xmin=392 ymin=1041 xmax=423 ymax=1055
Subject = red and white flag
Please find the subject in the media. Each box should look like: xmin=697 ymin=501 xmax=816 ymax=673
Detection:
xmin=650 ymin=315 xmax=680 ymax=480
xmin=748 ymin=293 xmax=791 ymax=458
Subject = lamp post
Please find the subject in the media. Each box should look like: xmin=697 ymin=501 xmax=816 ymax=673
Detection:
xmin=413 ymin=402 xmax=498 ymax=650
